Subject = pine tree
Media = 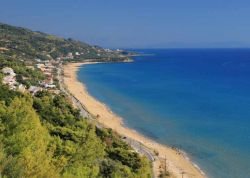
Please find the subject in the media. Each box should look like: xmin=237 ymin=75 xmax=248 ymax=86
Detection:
xmin=0 ymin=98 xmax=59 ymax=178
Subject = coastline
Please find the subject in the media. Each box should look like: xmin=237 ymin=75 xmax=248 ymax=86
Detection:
xmin=63 ymin=62 xmax=207 ymax=178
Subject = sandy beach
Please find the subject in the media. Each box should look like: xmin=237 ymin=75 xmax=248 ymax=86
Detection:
xmin=63 ymin=62 xmax=207 ymax=178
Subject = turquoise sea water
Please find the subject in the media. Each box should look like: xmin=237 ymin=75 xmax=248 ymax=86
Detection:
xmin=77 ymin=49 xmax=250 ymax=178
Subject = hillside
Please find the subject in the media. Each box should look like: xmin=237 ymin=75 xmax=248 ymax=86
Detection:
xmin=0 ymin=23 xmax=130 ymax=62
xmin=0 ymin=23 xmax=152 ymax=178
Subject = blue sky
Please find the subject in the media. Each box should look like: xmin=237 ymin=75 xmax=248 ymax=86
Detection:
xmin=0 ymin=0 xmax=250 ymax=48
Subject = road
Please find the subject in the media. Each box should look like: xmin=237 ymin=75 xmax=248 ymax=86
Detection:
xmin=57 ymin=63 xmax=157 ymax=177
xmin=123 ymin=136 xmax=155 ymax=162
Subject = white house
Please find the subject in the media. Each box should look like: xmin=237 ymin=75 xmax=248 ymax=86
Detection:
xmin=18 ymin=84 xmax=26 ymax=93
xmin=35 ymin=58 xmax=41 ymax=62
xmin=36 ymin=63 xmax=45 ymax=69
xmin=2 ymin=76 xmax=16 ymax=85
xmin=44 ymin=84 xmax=56 ymax=88
xmin=66 ymin=53 xmax=74 ymax=59
xmin=2 ymin=67 xmax=16 ymax=76
xmin=28 ymin=86 xmax=42 ymax=94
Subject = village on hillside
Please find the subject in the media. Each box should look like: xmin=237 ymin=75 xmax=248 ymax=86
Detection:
xmin=1 ymin=47 xmax=129 ymax=96
xmin=1 ymin=59 xmax=59 ymax=95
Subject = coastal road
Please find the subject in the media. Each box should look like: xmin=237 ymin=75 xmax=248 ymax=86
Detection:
xmin=57 ymin=63 xmax=90 ymax=118
xmin=123 ymin=137 xmax=155 ymax=162
xmin=57 ymin=63 xmax=157 ymax=178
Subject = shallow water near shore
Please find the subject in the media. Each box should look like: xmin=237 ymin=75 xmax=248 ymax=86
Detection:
xmin=77 ymin=49 xmax=250 ymax=178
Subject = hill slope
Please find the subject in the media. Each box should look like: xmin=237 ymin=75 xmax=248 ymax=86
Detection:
xmin=0 ymin=23 xmax=151 ymax=178
xmin=0 ymin=23 xmax=129 ymax=62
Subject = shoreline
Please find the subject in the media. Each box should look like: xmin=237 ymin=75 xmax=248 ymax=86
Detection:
xmin=63 ymin=62 xmax=207 ymax=178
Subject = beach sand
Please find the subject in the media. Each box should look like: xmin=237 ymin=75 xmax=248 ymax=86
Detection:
xmin=63 ymin=62 xmax=207 ymax=178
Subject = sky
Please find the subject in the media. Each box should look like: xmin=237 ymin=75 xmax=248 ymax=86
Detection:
xmin=0 ymin=0 xmax=250 ymax=48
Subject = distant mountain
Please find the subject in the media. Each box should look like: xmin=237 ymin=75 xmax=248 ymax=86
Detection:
xmin=0 ymin=23 xmax=129 ymax=62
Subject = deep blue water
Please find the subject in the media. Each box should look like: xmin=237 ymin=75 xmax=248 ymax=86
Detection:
xmin=78 ymin=49 xmax=250 ymax=178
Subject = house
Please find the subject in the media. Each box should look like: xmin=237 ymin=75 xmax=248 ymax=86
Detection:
xmin=18 ymin=84 xmax=26 ymax=93
xmin=45 ymin=76 xmax=53 ymax=85
xmin=40 ymin=76 xmax=54 ymax=88
xmin=2 ymin=76 xmax=16 ymax=85
xmin=44 ymin=68 xmax=52 ymax=72
xmin=2 ymin=67 xmax=16 ymax=76
xmin=66 ymin=52 xmax=74 ymax=59
xmin=35 ymin=58 xmax=41 ymax=62
xmin=0 ymin=47 xmax=9 ymax=53
xmin=45 ymin=61 xmax=53 ymax=67
xmin=2 ymin=75 xmax=17 ymax=90
xmin=36 ymin=63 xmax=46 ymax=72
xmin=116 ymin=49 xmax=124 ymax=52
xmin=36 ymin=63 xmax=45 ymax=68
xmin=28 ymin=86 xmax=42 ymax=94
xmin=44 ymin=72 xmax=52 ymax=76
xmin=44 ymin=84 xmax=56 ymax=88
xmin=2 ymin=67 xmax=16 ymax=87
xmin=105 ymin=49 xmax=112 ymax=52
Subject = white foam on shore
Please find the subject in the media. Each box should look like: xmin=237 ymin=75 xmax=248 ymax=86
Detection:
xmin=65 ymin=62 xmax=209 ymax=178
xmin=179 ymin=149 xmax=208 ymax=177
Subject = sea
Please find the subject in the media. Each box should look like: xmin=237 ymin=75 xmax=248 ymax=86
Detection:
xmin=77 ymin=49 xmax=250 ymax=178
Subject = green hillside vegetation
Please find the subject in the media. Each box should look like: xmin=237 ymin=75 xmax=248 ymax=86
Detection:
xmin=0 ymin=23 xmax=151 ymax=178
xmin=0 ymin=55 xmax=45 ymax=87
xmin=0 ymin=23 xmax=129 ymax=62
xmin=0 ymin=86 xmax=152 ymax=178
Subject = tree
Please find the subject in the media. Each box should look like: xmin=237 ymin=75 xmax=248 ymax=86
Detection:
xmin=0 ymin=98 xmax=59 ymax=178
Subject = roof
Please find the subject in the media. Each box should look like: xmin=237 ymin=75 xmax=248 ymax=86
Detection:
xmin=2 ymin=67 xmax=15 ymax=76
xmin=2 ymin=76 xmax=16 ymax=84
xmin=28 ymin=86 xmax=42 ymax=93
